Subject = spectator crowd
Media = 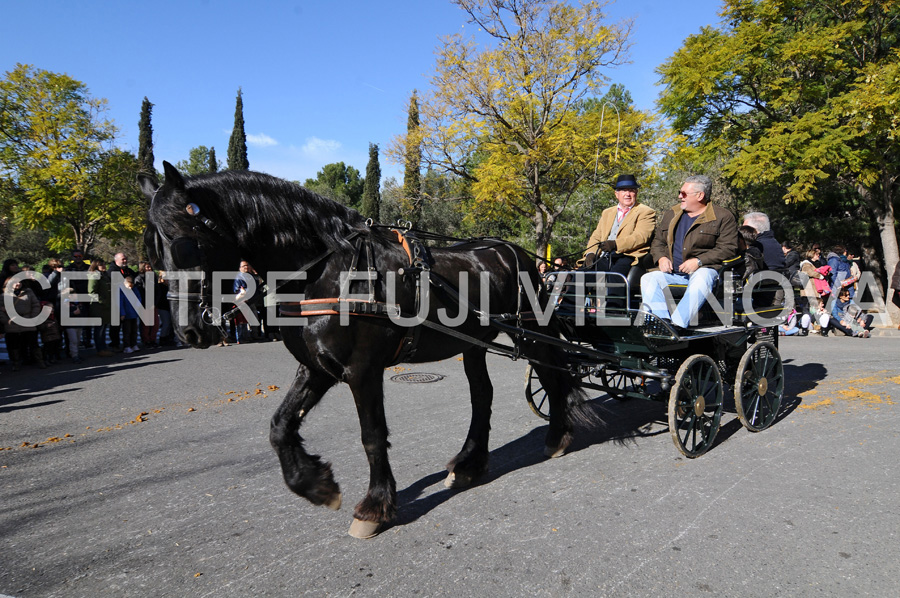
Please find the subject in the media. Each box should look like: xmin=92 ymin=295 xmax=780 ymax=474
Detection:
xmin=0 ymin=249 xmax=276 ymax=375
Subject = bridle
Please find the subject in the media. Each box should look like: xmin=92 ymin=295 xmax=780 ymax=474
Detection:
xmin=153 ymin=202 xmax=232 ymax=330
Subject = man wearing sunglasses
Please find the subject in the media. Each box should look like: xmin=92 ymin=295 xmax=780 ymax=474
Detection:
xmin=640 ymin=175 xmax=739 ymax=330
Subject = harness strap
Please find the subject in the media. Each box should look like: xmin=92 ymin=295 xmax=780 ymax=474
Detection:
xmin=278 ymin=298 xmax=396 ymax=317
xmin=390 ymin=319 xmax=421 ymax=366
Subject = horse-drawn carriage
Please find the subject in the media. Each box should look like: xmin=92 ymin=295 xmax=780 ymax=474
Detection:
xmin=141 ymin=162 xmax=787 ymax=538
xmin=525 ymin=265 xmax=786 ymax=458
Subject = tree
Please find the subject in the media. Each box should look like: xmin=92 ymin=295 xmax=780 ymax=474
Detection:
xmin=303 ymin=162 xmax=364 ymax=209
xmin=208 ymin=147 xmax=218 ymax=173
xmin=0 ymin=64 xmax=143 ymax=253
xmin=227 ymin=88 xmax=249 ymax=170
xmin=404 ymin=0 xmax=644 ymax=262
xmin=137 ymin=97 xmax=155 ymax=173
xmin=403 ymin=91 xmax=422 ymax=223
xmin=176 ymin=145 xmax=221 ymax=176
xmin=657 ymin=0 xmax=900 ymax=317
xmin=362 ymin=143 xmax=381 ymax=221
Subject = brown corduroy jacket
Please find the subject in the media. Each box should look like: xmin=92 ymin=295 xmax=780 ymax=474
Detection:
xmin=649 ymin=203 xmax=739 ymax=272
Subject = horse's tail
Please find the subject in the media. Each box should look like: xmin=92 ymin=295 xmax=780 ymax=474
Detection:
xmin=526 ymin=309 xmax=604 ymax=430
xmin=553 ymin=341 xmax=605 ymax=431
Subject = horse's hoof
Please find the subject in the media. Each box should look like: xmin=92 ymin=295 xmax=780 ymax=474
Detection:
xmin=348 ymin=518 xmax=381 ymax=539
xmin=443 ymin=471 xmax=474 ymax=489
xmin=544 ymin=438 xmax=571 ymax=458
xmin=324 ymin=492 xmax=342 ymax=511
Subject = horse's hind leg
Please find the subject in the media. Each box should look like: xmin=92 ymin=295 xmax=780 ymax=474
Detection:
xmin=526 ymin=344 xmax=583 ymax=458
xmin=269 ymin=366 xmax=342 ymax=509
xmin=445 ymin=346 xmax=492 ymax=489
xmin=533 ymin=362 xmax=575 ymax=457
xmin=347 ymin=368 xmax=396 ymax=539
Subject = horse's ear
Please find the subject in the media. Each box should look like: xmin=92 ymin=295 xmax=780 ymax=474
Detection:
xmin=137 ymin=172 xmax=160 ymax=202
xmin=162 ymin=161 xmax=186 ymax=192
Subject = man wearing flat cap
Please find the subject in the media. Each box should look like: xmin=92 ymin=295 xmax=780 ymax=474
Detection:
xmin=582 ymin=174 xmax=656 ymax=277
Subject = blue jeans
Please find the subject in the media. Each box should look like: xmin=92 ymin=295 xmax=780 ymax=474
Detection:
xmin=93 ymin=324 xmax=108 ymax=351
xmin=640 ymin=267 xmax=720 ymax=328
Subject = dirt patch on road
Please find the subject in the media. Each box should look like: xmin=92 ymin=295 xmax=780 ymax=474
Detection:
xmin=798 ymin=371 xmax=897 ymax=413
xmin=1 ymin=383 xmax=281 ymax=451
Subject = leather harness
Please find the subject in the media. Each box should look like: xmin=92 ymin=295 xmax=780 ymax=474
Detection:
xmin=278 ymin=227 xmax=429 ymax=365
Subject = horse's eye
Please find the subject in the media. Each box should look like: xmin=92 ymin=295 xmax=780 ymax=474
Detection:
xmin=170 ymin=237 xmax=203 ymax=269
xmin=186 ymin=203 xmax=201 ymax=216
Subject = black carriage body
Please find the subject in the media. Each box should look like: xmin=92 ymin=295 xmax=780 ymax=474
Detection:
xmin=526 ymin=266 xmax=786 ymax=458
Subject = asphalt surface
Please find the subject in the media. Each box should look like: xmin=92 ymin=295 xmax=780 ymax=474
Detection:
xmin=2 ymin=331 xmax=899 ymax=597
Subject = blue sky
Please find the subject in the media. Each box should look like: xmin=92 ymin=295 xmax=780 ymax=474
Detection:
xmin=1 ymin=0 xmax=724 ymax=184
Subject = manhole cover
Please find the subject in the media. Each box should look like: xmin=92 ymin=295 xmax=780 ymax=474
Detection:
xmin=390 ymin=372 xmax=445 ymax=384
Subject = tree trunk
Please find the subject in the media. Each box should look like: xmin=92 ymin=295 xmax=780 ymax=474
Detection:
xmin=859 ymin=180 xmax=899 ymax=326
xmin=534 ymin=209 xmax=549 ymax=267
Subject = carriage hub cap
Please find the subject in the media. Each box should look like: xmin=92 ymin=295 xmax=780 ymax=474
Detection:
xmin=758 ymin=377 xmax=769 ymax=396
xmin=694 ymin=395 xmax=706 ymax=416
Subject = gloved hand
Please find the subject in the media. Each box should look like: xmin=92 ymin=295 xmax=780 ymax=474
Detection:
xmin=583 ymin=253 xmax=596 ymax=269
xmin=600 ymin=240 xmax=617 ymax=253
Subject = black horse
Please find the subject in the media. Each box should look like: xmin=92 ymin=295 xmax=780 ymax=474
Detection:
xmin=141 ymin=162 xmax=589 ymax=538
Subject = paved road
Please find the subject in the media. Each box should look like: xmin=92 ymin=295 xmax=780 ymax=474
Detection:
xmin=2 ymin=333 xmax=899 ymax=597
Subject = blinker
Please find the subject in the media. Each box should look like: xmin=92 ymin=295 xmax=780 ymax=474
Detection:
xmin=170 ymin=236 xmax=203 ymax=269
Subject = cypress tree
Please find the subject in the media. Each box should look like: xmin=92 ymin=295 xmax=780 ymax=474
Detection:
xmin=227 ymin=88 xmax=249 ymax=170
xmin=137 ymin=97 xmax=155 ymax=173
xmin=208 ymin=147 xmax=218 ymax=173
xmin=403 ymin=91 xmax=422 ymax=223
xmin=361 ymin=143 xmax=381 ymax=221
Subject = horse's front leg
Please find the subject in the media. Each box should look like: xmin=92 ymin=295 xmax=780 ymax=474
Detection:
xmin=269 ymin=366 xmax=342 ymax=508
xmin=445 ymin=346 xmax=492 ymax=489
xmin=347 ymin=367 xmax=396 ymax=539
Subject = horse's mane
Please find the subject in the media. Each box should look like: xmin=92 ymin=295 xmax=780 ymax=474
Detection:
xmin=150 ymin=169 xmax=367 ymax=255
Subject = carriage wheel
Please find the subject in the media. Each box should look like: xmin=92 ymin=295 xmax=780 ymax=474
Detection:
xmin=668 ymin=355 xmax=724 ymax=458
xmin=734 ymin=341 xmax=784 ymax=432
xmin=600 ymin=369 xmax=635 ymax=401
xmin=524 ymin=364 xmax=551 ymax=421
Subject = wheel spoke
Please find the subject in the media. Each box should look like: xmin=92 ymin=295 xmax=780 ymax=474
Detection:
xmin=701 ymin=364 xmax=714 ymax=392
xmin=680 ymin=412 xmax=697 ymax=446
xmin=748 ymin=392 xmax=761 ymax=425
xmin=678 ymin=404 xmax=696 ymax=431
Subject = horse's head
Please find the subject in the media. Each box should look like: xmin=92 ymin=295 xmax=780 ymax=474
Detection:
xmin=140 ymin=161 xmax=238 ymax=349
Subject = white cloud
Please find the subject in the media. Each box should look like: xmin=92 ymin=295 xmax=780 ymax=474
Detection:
xmin=246 ymin=133 xmax=278 ymax=147
xmin=301 ymin=136 xmax=342 ymax=156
